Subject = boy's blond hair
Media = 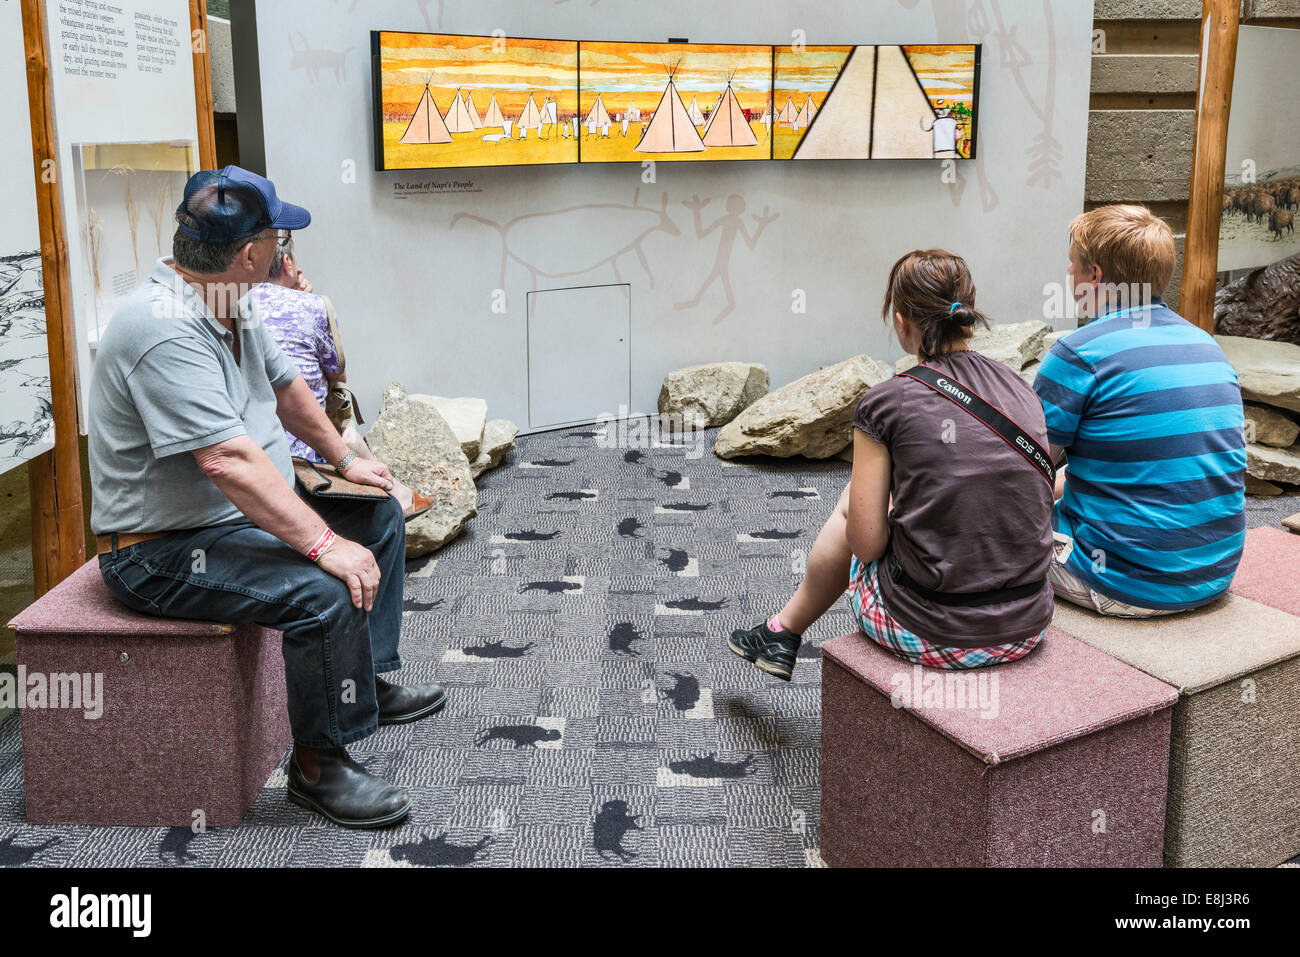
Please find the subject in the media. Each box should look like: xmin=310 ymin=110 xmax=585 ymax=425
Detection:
xmin=1068 ymin=204 xmax=1176 ymax=295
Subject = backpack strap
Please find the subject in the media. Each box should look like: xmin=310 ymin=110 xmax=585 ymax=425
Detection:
xmin=319 ymin=294 xmax=346 ymax=377
xmin=899 ymin=365 xmax=1056 ymax=488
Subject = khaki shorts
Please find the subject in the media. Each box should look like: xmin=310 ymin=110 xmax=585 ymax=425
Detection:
xmin=1048 ymin=532 xmax=1178 ymax=619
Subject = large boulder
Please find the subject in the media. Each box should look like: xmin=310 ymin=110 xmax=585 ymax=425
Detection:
xmin=407 ymin=394 xmax=488 ymax=461
xmin=1216 ymin=336 xmax=1300 ymax=415
xmin=714 ymin=355 xmax=893 ymax=459
xmin=471 ymin=419 xmax=518 ymax=478
xmin=1246 ymin=443 xmax=1300 ymax=486
xmin=896 ymin=320 xmax=1052 ymax=374
xmin=367 ymin=382 xmax=478 ymax=558
xmin=1244 ymin=404 xmax=1300 ymax=449
xmin=658 ymin=362 xmax=769 ymax=429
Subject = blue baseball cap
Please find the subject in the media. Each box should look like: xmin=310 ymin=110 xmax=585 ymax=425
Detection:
xmin=175 ymin=165 xmax=311 ymax=244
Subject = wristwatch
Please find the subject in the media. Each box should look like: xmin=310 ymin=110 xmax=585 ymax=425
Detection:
xmin=335 ymin=451 xmax=358 ymax=472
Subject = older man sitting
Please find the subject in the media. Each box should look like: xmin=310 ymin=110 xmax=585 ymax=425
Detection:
xmin=88 ymin=166 xmax=444 ymax=829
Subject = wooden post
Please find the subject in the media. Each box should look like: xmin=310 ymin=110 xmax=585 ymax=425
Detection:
xmin=22 ymin=0 xmax=86 ymax=593
xmin=1179 ymin=0 xmax=1240 ymax=332
xmin=190 ymin=0 xmax=218 ymax=169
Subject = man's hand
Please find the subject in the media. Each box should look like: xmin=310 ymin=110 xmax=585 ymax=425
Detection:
xmin=317 ymin=537 xmax=381 ymax=610
xmin=341 ymin=456 xmax=395 ymax=492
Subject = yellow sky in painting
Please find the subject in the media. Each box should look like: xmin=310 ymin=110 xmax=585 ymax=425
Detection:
xmin=379 ymin=32 xmax=578 ymax=115
xmin=773 ymin=44 xmax=975 ymax=109
xmin=773 ymin=46 xmax=852 ymax=93
xmin=580 ymin=42 xmax=771 ymax=96
xmin=903 ymin=45 xmax=977 ymax=111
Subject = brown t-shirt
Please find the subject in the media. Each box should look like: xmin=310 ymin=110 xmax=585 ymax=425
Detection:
xmin=853 ymin=350 xmax=1054 ymax=647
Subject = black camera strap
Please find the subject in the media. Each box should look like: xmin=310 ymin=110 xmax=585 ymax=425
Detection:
xmin=883 ymin=364 xmax=1054 ymax=608
xmin=898 ymin=365 xmax=1057 ymax=488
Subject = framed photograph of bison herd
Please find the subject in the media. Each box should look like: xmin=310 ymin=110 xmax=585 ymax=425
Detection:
xmin=1219 ymin=25 xmax=1300 ymax=272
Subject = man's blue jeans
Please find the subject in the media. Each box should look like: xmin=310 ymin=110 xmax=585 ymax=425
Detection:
xmin=98 ymin=492 xmax=406 ymax=749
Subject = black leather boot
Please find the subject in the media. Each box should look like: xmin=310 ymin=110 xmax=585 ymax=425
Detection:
xmin=287 ymin=746 xmax=412 ymax=828
xmin=376 ymin=675 xmax=447 ymax=725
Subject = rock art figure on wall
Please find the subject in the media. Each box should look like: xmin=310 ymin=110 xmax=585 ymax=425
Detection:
xmin=673 ymin=194 xmax=779 ymax=324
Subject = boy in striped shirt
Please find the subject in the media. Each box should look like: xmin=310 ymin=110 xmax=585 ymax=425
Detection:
xmin=1034 ymin=205 xmax=1246 ymax=617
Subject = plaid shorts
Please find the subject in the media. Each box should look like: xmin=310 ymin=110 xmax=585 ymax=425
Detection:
xmin=846 ymin=555 xmax=1046 ymax=670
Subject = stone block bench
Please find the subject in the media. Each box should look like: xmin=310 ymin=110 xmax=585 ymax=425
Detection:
xmin=1230 ymin=526 xmax=1300 ymax=617
xmin=8 ymin=559 xmax=290 ymax=827
xmin=820 ymin=627 xmax=1178 ymax=867
xmin=1053 ymin=585 xmax=1300 ymax=868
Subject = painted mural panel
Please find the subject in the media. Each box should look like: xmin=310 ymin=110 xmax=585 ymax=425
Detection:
xmin=373 ymin=33 xmax=981 ymax=171
xmin=375 ymin=31 xmax=580 ymax=170
xmin=777 ymin=44 xmax=979 ymax=160
xmin=577 ymin=41 xmax=772 ymax=164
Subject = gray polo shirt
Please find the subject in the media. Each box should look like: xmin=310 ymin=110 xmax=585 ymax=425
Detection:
xmin=88 ymin=259 xmax=301 ymax=534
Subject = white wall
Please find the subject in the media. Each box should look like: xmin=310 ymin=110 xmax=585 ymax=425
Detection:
xmin=254 ymin=0 xmax=1093 ymax=432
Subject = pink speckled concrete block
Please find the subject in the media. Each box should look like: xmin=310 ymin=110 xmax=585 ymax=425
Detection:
xmin=820 ymin=628 xmax=1178 ymax=867
xmin=1230 ymin=526 xmax=1300 ymax=617
xmin=8 ymin=560 xmax=290 ymax=826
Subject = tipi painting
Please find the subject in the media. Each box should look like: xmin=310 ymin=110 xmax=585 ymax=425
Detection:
xmin=374 ymin=32 xmax=580 ymax=170
xmin=775 ymin=44 xmax=979 ymax=160
xmin=702 ymin=72 xmax=760 ymax=148
xmin=372 ymin=32 xmax=979 ymax=171
xmin=578 ymin=42 xmax=771 ymax=164
xmin=633 ymin=60 xmax=704 ymax=154
xmin=400 ymin=78 xmax=453 ymax=144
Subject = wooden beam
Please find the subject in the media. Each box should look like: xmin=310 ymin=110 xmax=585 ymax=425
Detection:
xmin=22 ymin=0 xmax=86 ymax=593
xmin=1179 ymin=0 xmax=1240 ymax=332
xmin=190 ymin=0 xmax=218 ymax=169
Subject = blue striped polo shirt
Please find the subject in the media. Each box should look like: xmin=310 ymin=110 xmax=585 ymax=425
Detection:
xmin=1033 ymin=298 xmax=1246 ymax=610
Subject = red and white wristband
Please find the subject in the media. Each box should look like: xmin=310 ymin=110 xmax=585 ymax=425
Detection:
xmin=305 ymin=528 xmax=337 ymax=563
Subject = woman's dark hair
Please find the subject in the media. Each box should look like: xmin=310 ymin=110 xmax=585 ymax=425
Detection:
xmin=881 ymin=249 xmax=989 ymax=361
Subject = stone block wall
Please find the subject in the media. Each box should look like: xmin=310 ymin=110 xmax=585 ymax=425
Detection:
xmin=1088 ymin=0 xmax=1300 ymax=309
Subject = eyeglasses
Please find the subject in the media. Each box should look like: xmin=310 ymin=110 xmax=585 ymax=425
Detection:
xmin=250 ymin=231 xmax=293 ymax=249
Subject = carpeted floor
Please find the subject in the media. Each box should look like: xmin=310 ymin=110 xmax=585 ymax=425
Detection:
xmin=0 ymin=423 xmax=858 ymax=867
xmin=0 ymin=421 xmax=1296 ymax=868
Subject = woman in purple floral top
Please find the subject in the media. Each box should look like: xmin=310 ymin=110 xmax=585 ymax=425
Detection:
xmin=250 ymin=237 xmax=420 ymax=513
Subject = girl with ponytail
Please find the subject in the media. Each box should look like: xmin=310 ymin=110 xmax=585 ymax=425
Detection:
xmin=728 ymin=250 xmax=1055 ymax=679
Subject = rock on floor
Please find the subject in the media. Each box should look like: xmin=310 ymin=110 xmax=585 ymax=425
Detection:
xmin=658 ymin=362 xmax=769 ymax=430
xmin=472 ymin=419 xmax=518 ymax=478
xmin=367 ymin=382 xmax=478 ymax=558
xmin=715 ymin=355 xmax=892 ymax=459
xmin=407 ymin=395 xmax=488 ymax=462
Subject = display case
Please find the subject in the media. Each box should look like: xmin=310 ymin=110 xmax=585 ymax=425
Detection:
xmin=71 ymin=140 xmax=196 ymax=345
